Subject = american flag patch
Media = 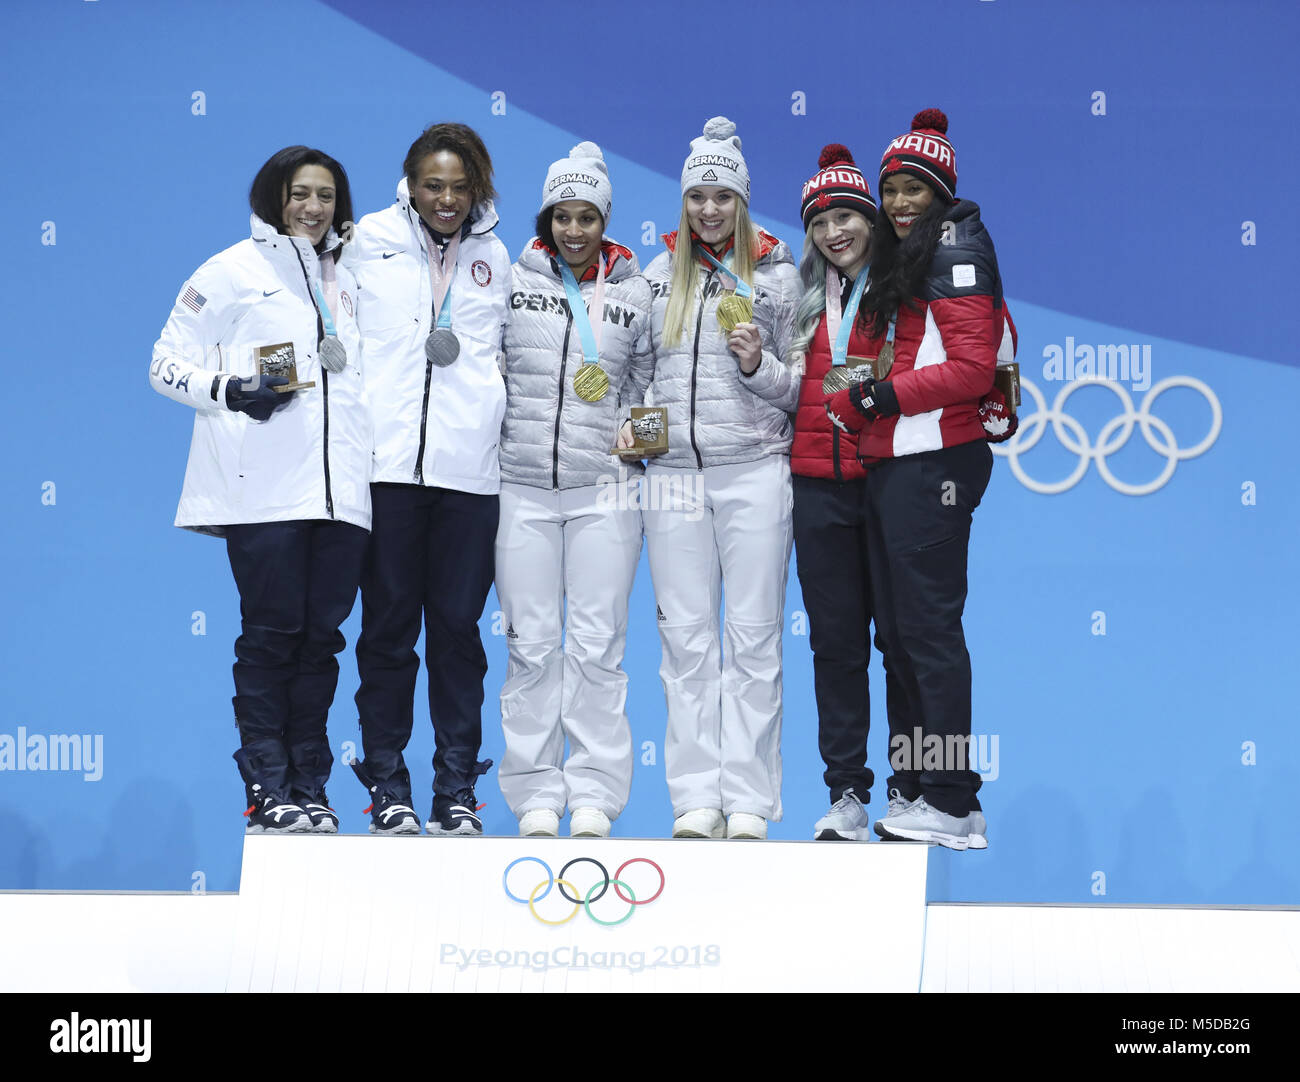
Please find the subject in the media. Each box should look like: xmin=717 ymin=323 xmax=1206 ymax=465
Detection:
xmin=181 ymin=285 xmax=207 ymax=313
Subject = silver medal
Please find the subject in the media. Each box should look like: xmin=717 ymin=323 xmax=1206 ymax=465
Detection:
xmin=425 ymin=327 xmax=460 ymax=367
xmin=319 ymin=335 xmax=347 ymax=374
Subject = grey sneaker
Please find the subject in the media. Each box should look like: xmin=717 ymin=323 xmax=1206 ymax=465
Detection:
xmin=872 ymin=788 xmax=916 ymax=840
xmin=814 ymin=788 xmax=871 ymax=841
xmin=873 ymin=796 xmax=988 ymax=851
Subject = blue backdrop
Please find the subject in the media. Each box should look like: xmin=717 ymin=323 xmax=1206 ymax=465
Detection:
xmin=2 ymin=0 xmax=1296 ymax=904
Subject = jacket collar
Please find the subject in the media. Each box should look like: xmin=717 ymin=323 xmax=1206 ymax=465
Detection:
xmin=661 ymin=227 xmax=781 ymax=266
xmin=249 ymin=214 xmax=341 ymax=264
xmin=395 ymin=177 xmax=499 ymax=238
xmin=525 ymin=237 xmax=636 ymax=282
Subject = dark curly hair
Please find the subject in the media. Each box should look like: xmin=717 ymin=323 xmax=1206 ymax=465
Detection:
xmin=403 ymin=122 xmax=497 ymax=207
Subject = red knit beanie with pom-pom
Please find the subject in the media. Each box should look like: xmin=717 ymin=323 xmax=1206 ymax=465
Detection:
xmin=879 ymin=108 xmax=957 ymax=202
xmin=800 ymin=143 xmax=877 ymax=229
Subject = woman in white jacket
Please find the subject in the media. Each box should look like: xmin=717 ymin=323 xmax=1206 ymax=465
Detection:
xmin=643 ymin=118 xmax=801 ymax=840
xmin=496 ymin=143 xmax=654 ymax=838
xmin=151 ymin=145 xmax=372 ymax=834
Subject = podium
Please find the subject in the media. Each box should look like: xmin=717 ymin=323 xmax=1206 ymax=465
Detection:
xmin=228 ymin=834 xmax=930 ymax=993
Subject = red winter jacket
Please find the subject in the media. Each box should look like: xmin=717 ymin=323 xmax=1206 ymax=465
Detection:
xmin=792 ymin=297 xmax=885 ymax=480
xmin=858 ymin=200 xmax=1014 ymax=461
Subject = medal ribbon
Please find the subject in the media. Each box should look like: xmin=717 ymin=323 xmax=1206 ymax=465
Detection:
xmin=824 ymin=264 xmax=870 ymax=369
xmin=423 ymin=227 xmax=460 ymax=330
xmin=309 ymin=255 xmax=340 ymax=341
xmin=696 ymin=244 xmax=753 ymax=300
xmin=556 ymin=250 xmax=608 ymax=365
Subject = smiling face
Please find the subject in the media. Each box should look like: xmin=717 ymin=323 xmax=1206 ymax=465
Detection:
xmin=810 ymin=208 xmax=872 ymax=278
xmin=281 ymin=164 xmax=336 ymax=247
xmin=685 ymin=185 xmax=738 ymax=247
xmin=411 ymin=150 xmax=473 ymax=236
xmin=550 ymin=200 xmax=604 ymax=277
xmin=879 ymin=173 xmax=936 ymax=238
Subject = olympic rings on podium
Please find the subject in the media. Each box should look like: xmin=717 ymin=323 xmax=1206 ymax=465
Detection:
xmin=502 ymin=855 xmax=666 ymax=925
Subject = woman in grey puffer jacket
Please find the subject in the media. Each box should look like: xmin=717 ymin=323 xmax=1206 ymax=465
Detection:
xmin=643 ymin=117 xmax=801 ymax=842
xmin=495 ymin=143 xmax=654 ymax=839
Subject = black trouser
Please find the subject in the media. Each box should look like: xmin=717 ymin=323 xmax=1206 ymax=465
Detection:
xmin=226 ymin=520 xmax=368 ymax=799
xmin=793 ymin=475 xmax=909 ymax=805
xmin=354 ymin=482 xmax=498 ymax=799
xmin=865 ymin=440 xmax=992 ymax=816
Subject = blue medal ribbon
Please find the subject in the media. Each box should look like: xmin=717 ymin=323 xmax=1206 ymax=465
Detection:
xmin=696 ymin=244 xmax=753 ymax=299
xmin=556 ymin=257 xmax=603 ymax=365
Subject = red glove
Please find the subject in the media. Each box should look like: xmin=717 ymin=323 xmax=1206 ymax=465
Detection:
xmin=979 ymin=386 xmax=1019 ymax=443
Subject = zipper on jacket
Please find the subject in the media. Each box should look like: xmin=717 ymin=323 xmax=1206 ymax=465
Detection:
xmin=689 ymin=271 xmax=713 ymax=472
xmin=833 ymin=427 xmax=843 ymax=483
xmin=552 ymin=313 xmax=575 ymax=489
xmin=321 ymin=369 xmax=334 ymax=517
xmin=414 ymin=355 xmax=433 ymax=485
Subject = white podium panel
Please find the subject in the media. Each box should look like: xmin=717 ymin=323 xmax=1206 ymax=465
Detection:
xmin=228 ymin=835 xmax=929 ymax=993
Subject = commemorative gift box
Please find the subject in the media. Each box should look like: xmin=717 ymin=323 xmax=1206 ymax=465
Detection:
xmin=256 ymin=342 xmax=316 ymax=392
xmin=613 ymin=406 xmax=669 ymax=459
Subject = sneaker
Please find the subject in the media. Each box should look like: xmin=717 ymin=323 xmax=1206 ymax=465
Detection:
xmin=518 ymin=808 xmax=560 ymax=837
xmin=872 ymin=788 xmax=917 ymax=840
xmin=814 ymin=788 xmax=871 ymax=841
xmin=672 ymin=808 xmax=725 ymax=839
xmin=349 ymin=760 xmax=420 ymax=836
xmin=294 ymin=792 xmax=339 ymax=834
xmin=726 ymin=812 xmax=767 ymax=840
xmin=426 ymin=790 xmax=483 ymax=836
xmin=569 ymin=807 xmax=611 ymax=838
xmin=244 ymin=782 xmax=312 ymax=834
xmin=872 ymin=796 xmax=988 ymax=851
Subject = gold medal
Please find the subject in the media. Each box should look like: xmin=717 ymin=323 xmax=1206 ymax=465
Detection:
xmin=573 ymin=363 xmax=609 ymax=402
xmin=716 ymin=294 xmax=753 ymax=334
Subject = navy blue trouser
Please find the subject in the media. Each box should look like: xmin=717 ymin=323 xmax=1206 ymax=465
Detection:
xmin=226 ymin=519 xmax=368 ymax=798
xmin=793 ymin=474 xmax=910 ymax=805
xmin=354 ymin=482 xmax=498 ymax=798
xmin=864 ymin=440 xmax=992 ymax=816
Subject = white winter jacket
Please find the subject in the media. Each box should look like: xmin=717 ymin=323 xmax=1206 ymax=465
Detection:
xmin=344 ymin=180 xmax=510 ymax=494
xmin=151 ymin=215 xmax=372 ymax=536
xmin=500 ymin=239 xmax=654 ymax=490
xmin=644 ymin=229 xmax=801 ymax=470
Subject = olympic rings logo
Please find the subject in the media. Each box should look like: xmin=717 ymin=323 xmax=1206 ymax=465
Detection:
xmin=992 ymin=375 xmax=1222 ymax=496
xmin=503 ymin=856 xmax=666 ymax=926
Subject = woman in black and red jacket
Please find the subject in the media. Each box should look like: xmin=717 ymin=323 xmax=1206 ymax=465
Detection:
xmin=790 ymin=145 xmax=909 ymax=841
xmin=826 ymin=109 xmax=1012 ymax=850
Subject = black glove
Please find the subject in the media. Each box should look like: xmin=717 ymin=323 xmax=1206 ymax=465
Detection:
xmin=225 ymin=375 xmax=292 ymax=422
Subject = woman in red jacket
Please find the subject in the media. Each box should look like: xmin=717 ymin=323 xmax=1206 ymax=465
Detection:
xmin=790 ymin=145 xmax=906 ymax=841
xmin=826 ymin=110 xmax=1009 ymax=850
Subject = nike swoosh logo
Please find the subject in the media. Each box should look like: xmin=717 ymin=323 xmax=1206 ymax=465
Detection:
xmin=263 ymin=289 xmax=281 ymax=297
xmin=382 ymin=251 xmax=400 ymax=259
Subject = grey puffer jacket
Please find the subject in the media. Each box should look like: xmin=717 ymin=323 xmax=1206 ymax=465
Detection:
xmin=644 ymin=229 xmax=801 ymax=470
xmin=499 ymin=239 xmax=654 ymax=490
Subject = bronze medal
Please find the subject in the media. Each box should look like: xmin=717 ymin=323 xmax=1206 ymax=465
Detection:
xmin=573 ymin=363 xmax=609 ymax=403
xmin=716 ymin=294 xmax=753 ymax=334
xmin=822 ymin=363 xmax=873 ymax=396
xmin=875 ymin=340 xmax=895 ymax=377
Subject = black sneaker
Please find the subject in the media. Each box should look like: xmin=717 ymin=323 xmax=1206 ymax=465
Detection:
xmin=425 ymin=790 xmax=483 ymax=836
xmin=243 ymin=782 xmax=312 ymax=834
xmin=234 ymin=746 xmax=311 ymax=834
xmin=350 ymin=759 xmax=420 ymax=836
xmin=293 ymin=790 xmax=339 ymax=834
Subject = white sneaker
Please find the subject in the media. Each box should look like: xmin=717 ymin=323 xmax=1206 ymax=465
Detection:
xmin=726 ymin=812 xmax=767 ymax=840
xmin=814 ymin=788 xmax=871 ymax=841
xmin=672 ymin=808 xmax=725 ymax=839
xmin=518 ymin=808 xmax=560 ymax=837
xmin=569 ymin=807 xmax=611 ymax=838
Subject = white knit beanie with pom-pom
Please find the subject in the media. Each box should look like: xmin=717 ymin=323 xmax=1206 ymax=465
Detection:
xmin=680 ymin=116 xmax=750 ymax=201
xmin=540 ymin=141 xmax=613 ymax=222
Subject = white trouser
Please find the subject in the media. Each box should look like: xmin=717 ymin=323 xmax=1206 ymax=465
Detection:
xmin=495 ymin=478 xmax=643 ymax=819
xmin=642 ymin=455 xmax=793 ymax=820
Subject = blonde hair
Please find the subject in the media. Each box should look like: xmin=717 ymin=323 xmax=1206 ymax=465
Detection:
xmin=662 ymin=197 xmax=760 ymax=347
